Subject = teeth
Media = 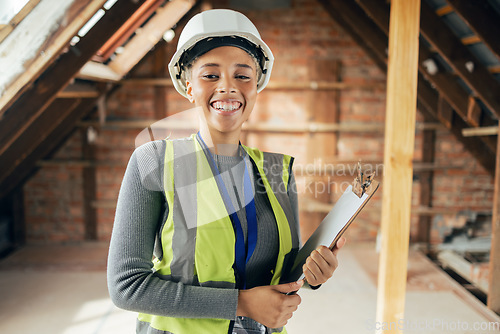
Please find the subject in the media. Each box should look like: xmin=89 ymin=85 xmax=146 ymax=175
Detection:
xmin=212 ymin=101 xmax=241 ymax=112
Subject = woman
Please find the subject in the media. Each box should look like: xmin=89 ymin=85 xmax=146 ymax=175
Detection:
xmin=108 ymin=9 xmax=344 ymax=334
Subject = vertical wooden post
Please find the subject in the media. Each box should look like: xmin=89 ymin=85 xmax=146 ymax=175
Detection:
xmin=82 ymin=127 xmax=98 ymax=240
xmin=376 ymin=0 xmax=420 ymax=332
xmin=488 ymin=122 xmax=500 ymax=314
xmin=416 ymin=113 xmax=435 ymax=246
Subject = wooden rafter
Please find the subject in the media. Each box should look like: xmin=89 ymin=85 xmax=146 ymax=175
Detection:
xmin=94 ymin=0 xmax=165 ymax=62
xmin=356 ymin=0 xmax=497 ymax=152
xmin=0 ymin=0 xmax=149 ymax=200
xmin=0 ymin=0 xmax=108 ymax=115
xmin=0 ymin=98 xmax=98 ymax=200
xmin=446 ymin=0 xmax=500 ymax=60
xmin=108 ymin=0 xmax=196 ymax=76
xmin=316 ymin=0 xmax=387 ymax=72
xmin=319 ymin=0 xmax=495 ymax=175
xmin=0 ymin=0 xmax=42 ymax=44
xmin=420 ymin=1 xmax=500 ymax=118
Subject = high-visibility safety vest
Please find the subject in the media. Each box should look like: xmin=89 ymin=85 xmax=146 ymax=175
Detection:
xmin=137 ymin=134 xmax=299 ymax=334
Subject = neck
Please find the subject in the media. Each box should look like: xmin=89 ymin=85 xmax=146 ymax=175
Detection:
xmin=199 ymin=126 xmax=241 ymax=157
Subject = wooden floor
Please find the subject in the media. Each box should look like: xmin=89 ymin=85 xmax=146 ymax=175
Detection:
xmin=0 ymin=242 xmax=499 ymax=334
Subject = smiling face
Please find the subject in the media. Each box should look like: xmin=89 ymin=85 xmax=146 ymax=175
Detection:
xmin=185 ymin=46 xmax=258 ymax=141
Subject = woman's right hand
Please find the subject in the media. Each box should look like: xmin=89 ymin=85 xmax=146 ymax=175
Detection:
xmin=236 ymin=280 xmax=303 ymax=328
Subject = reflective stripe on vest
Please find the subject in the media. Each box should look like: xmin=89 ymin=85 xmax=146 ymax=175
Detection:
xmin=138 ymin=134 xmax=296 ymax=334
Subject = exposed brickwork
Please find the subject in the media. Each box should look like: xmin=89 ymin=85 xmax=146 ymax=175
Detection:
xmin=22 ymin=0 xmax=493 ymax=245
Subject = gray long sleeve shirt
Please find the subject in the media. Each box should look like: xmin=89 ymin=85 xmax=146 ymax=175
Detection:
xmin=107 ymin=139 xmax=299 ymax=322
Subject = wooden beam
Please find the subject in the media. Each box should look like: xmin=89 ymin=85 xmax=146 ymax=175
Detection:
xmin=461 ymin=35 xmax=481 ymax=46
xmin=356 ymin=0 xmax=497 ymax=165
xmin=82 ymin=127 xmax=98 ymax=240
xmin=420 ymin=1 xmax=500 ymax=118
xmin=0 ymin=0 xmax=108 ymax=115
xmin=437 ymin=95 xmax=454 ymax=130
xmin=416 ymin=111 xmax=435 ymax=245
xmin=446 ymin=0 xmax=500 ymax=60
xmin=78 ymin=61 xmax=122 ymax=82
xmin=467 ymin=96 xmax=482 ymax=128
xmin=94 ymin=0 xmax=164 ymax=61
xmin=0 ymin=98 xmax=82 ymax=195
xmin=0 ymin=0 xmax=148 ymax=160
xmin=317 ymin=0 xmax=387 ymax=72
xmin=109 ymin=0 xmax=195 ymax=76
xmin=56 ymin=83 xmax=100 ymax=99
xmin=0 ymin=0 xmax=42 ymax=44
xmin=357 ymin=0 xmax=493 ymax=128
xmin=462 ymin=126 xmax=499 ymax=137
xmin=376 ymin=1 xmax=420 ymax=332
xmin=435 ymin=5 xmax=453 ymax=16
xmin=0 ymin=98 xmax=97 ymax=200
xmin=489 ymin=121 xmax=500 ymax=314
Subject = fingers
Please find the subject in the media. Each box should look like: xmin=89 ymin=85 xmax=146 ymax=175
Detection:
xmin=303 ymin=242 xmax=344 ymax=285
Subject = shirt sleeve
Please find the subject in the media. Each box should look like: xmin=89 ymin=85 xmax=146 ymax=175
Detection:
xmin=107 ymin=141 xmax=238 ymax=319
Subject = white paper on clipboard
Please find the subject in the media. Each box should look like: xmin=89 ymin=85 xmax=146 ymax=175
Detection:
xmin=284 ymin=181 xmax=379 ymax=283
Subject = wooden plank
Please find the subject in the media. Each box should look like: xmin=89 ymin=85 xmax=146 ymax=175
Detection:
xmin=0 ymin=1 xmax=148 ymax=160
xmin=467 ymin=96 xmax=482 ymax=128
xmin=0 ymin=98 xmax=97 ymax=200
xmin=94 ymin=0 xmax=164 ymax=61
xmin=437 ymin=95 xmax=454 ymax=130
xmin=435 ymin=5 xmax=453 ymax=16
xmin=461 ymin=35 xmax=481 ymax=46
xmin=489 ymin=122 xmax=500 ymax=314
xmin=78 ymin=61 xmax=122 ymax=82
xmin=438 ymin=250 xmax=489 ymax=293
xmin=109 ymin=0 xmax=195 ymax=76
xmin=420 ymin=1 xmax=500 ymax=119
xmin=462 ymin=126 xmax=498 ymax=137
xmin=0 ymin=0 xmax=42 ymax=44
xmin=446 ymin=0 xmax=500 ymax=60
xmin=56 ymin=83 xmax=100 ymax=99
xmin=0 ymin=0 xmax=108 ymax=115
xmin=376 ymin=0 xmax=420 ymax=331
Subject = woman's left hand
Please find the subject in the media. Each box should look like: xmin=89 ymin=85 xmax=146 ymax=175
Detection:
xmin=302 ymin=237 xmax=346 ymax=286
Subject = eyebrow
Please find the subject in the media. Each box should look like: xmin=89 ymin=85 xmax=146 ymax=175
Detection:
xmin=198 ymin=63 xmax=254 ymax=70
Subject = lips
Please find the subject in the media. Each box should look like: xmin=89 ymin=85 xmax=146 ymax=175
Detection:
xmin=210 ymin=100 xmax=242 ymax=114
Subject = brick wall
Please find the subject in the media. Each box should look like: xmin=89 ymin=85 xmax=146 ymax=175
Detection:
xmin=22 ymin=0 xmax=493 ymax=244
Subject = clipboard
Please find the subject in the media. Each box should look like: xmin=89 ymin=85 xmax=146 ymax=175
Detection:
xmin=283 ymin=169 xmax=379 ymax=283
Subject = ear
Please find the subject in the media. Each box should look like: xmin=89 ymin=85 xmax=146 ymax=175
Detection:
xmin=185 ymin=80 xmax=195 ymax=104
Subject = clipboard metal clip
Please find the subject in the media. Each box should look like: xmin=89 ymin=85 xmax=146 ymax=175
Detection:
xmin=353 ymin=162 xmax=375 ymax=197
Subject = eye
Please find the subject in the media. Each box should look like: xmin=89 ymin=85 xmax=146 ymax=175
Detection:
xmin=202 ymin=74 xmax=219 ymax=80
xmin=236 ymin=74 xmax=251 ymax=80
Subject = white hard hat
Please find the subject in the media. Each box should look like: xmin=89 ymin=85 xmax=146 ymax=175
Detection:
xmin=168 ymin=9 xmax=274 ymax=98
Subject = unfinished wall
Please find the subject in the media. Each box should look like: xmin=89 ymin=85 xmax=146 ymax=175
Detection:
xmin=23 ymin=0 xmax=494 ymax=245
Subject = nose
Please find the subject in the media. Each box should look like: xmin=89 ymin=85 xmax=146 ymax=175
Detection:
xmin=216 ymin=75 xmax=237 ymax=94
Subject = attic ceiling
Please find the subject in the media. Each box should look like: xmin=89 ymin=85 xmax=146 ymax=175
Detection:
xmin=0 ymin=0 xmax=499 ymax=201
